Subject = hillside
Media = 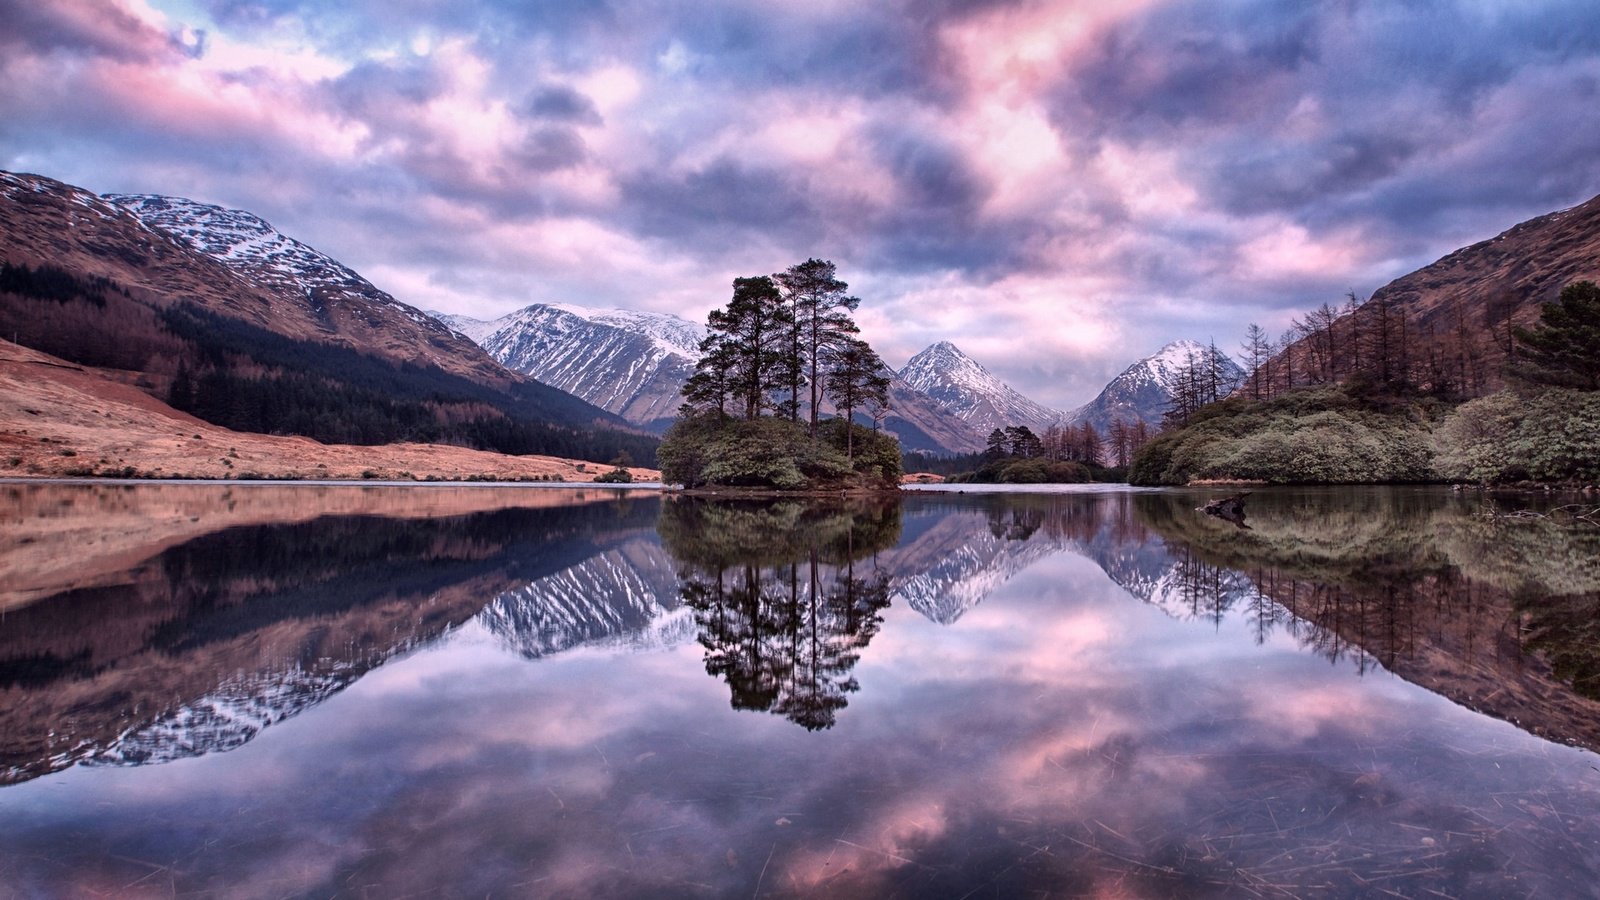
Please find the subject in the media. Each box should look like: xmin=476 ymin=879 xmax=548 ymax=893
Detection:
xmin=0 ymin=339 xmax=660 ymax=484
xmin=1258 ymin=191 xmax=1600 ymax=398
xmin=0 ymin=171 xmax=656 ymax=465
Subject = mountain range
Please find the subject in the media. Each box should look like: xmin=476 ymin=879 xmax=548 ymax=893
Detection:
xmin=20 ymin=164 xmax=1580 ymax=467
xmin=436 ymin=306 xmax=1220 ymax=454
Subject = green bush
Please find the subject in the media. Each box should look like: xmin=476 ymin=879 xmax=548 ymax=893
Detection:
xmin=594 ymin=467 xmax=634 ymax=483
xmin=1434 ymin=387 xmax=1600 ymax=483
xmin=659 ymin=413 xmax=900 ymax=490
xmin=1129 ymin=387 xmax=1435 ymax=485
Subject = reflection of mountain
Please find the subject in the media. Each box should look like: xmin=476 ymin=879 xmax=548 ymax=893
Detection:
xmin=478 ymin=538 xmax=686 ymax=658
xmin=0 ymin=499 xmax=662 ymax=784
xmin=881 ymin=510 xmax=1063 ymax=624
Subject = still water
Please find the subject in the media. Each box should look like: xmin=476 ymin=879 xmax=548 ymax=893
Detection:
xmin=1 ymin=482 xmax=1598 ymax=897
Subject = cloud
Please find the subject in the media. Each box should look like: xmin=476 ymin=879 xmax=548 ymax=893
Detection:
xmin=4 ymin=0 xmax=1600 ymax=408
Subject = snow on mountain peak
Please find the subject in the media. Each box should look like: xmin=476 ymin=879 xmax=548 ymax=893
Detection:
xmin=899 ymin=341 xmax=1063 ymax=433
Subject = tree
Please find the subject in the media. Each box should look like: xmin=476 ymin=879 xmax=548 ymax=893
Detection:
xmin=985 ymin=428 xmax=1009 ymax=459
xmin=682 ymin=334 xmax=738 ymax=420
xmin=823 ymin=337 xmax=891 ymax=461
xmin=1511 ymin=280 xmax=1600 ymax=390
xmin=1075 ymin=422 xmax=1103 ymax=466
xmin=1108 ymin=418 xmax=1131 ymax=467
xmin=1005 ymin=425 xmax=1042 ymax=459
xmin=776 ymin=259 xmax=861 ymax=434
xmin=1241 ymin=324 xmax=1271 ymax=400
xmin=703 ymin=275 xmax=793 ymax=419
xmin=1163 ymin=348 xmax=1204 ymax=429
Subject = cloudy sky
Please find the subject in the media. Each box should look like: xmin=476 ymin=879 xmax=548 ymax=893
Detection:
xmin=4 ymin=0 xmax=1600 ymax=408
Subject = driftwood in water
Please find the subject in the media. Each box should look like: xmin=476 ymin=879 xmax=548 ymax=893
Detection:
xmin=1200 ymin=492 xmax=1250 ymax=528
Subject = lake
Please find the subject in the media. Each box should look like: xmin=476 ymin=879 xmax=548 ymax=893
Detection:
xmin=2 ymin=481 xmax=1598 ymax=897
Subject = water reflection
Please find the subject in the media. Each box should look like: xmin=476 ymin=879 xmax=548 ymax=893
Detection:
xmin=1131 ymin=488 xmax=1600 ymax=752
xmin=0 ymin=485 xmax=660 ymax=783
xmin=659 ymin=498 xmax=898 ymax=729
xmin=2 ymin=483 xmax=1599 ymax=897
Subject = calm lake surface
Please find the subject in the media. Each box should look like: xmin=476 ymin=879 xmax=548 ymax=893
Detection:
xmin=2 ymin=481 xmax=1598 ymax=898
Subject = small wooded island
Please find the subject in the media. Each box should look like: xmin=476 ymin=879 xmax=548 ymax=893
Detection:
xmin=659 ymin=260 xmax=903 ymax=491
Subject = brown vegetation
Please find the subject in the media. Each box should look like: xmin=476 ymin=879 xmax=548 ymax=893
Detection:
xmin=0 ymin=339 xmax=657 ymax=488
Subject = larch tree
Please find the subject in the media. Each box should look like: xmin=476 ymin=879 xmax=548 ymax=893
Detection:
xmin=1241 ymin=324 xmax=1271 ymax=400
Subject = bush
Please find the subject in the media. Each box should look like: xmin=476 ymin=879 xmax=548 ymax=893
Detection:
xmin=1129 ymin=387 xmax=1435 ymax=485
xmin=594 ymin=467 xmax=633 ymax=483
xmin=1434 ymin=387 xmax=1600 ymax=483
xmin=659 ymin=414 xmax=900 ymax=490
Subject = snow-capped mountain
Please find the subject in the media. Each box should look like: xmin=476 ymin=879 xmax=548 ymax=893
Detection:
xmin=898 ymin=341 xmax=1065 ymax=436
xmin=441 ymin=305 xmax=990 ymax=452
xmin=105 ymin=193 xmax=510 ymax=387
xmin=476 ymin=539 xmax=690 ymax=658
xmin=883 ymin=510 xmax=1064 ymax=623
xmin=440 ymin=303 xmax=706 ymax=429
xmin=1067 ymin=339 xmax=1245 ymax=434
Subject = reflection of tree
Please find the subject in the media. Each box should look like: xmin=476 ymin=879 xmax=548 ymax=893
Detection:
xmin=662 ymin=498 xmax=898 ymax=730
xmin=1133 ymin=488 xmax=1600 ymax=751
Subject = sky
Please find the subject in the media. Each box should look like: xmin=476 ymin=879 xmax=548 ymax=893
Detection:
xmin=4 ymin=0 xmax=1600 ymax=409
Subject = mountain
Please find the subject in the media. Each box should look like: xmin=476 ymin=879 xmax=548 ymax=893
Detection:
xmin=898 ymin=341 xmax=1064 ymax=435
xmin=442 ymin=304 xmax=705 ymax=430
xmin=1068 ymin=339 xmax=1245 ymax=433
xmin=0 ymin=171 xmax=654 ymax=464
xmin=104 ymin=192 xmax=508 ymax=385
xmin=441 ymin=304 xmax=990 ymax=452
xmin=477 ymin=537 xmax=690 ymax=658
xmin=882 ymin=508 xmax=1063 ymax=623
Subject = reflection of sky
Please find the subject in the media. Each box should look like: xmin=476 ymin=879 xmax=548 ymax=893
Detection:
xmin=4 ymin=507 xmax=1600 ymax=897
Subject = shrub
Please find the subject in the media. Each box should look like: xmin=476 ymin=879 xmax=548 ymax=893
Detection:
xmin=1130 ymin=387 xmax=1435 ymax=485
xmin=1434 ymin=387 xmax=1600 ymax=483
xmin=660 ymin=413 xmax=899 ymax=490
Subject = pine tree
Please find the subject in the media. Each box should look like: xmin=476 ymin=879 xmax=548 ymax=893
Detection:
xmin=776 ymin=259 xmax=861 ymax=434
xmin=703 ymin=275 xmax=793 ymax=419
xmin=823 ymin=337 xmax=891 ymax=460
xmin=1511 ymin=280 xmax=1600 ymax=390
xmin=985 ymin=428 xmax=1009 ymax=459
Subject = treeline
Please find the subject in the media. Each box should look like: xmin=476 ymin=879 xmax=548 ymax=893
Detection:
xmin=1234 ymin=285 xmax=1521 ymax=404
xmin=1133 ymin=281 xmax=1600 ymax=485
xmin=0 ymin=261 xmax=657 ymax=466
xmin=906 ymin=420 xmax=1154 ymax=483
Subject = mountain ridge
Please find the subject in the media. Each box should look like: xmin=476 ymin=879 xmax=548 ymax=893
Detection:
xmin=898 ymin=341 xmax=1066 ymax=435
xmin=1067 ymin=339 xmax=1245 ymax=434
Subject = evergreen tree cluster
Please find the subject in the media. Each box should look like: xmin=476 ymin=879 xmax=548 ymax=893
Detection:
xmin=665 ymin=260 xmax=900 ymax=490
xmin=682 ymin=260 xmax=891 ymax=438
